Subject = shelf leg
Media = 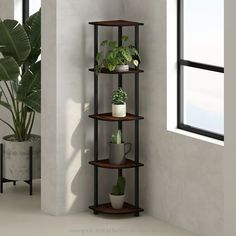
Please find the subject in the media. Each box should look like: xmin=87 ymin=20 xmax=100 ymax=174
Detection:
xmin=29 ymin=146 xmax=33 ymax=196
xmin=94 ymin=25 xmax=99 ymax=207
xmin=134 ymin=212 xmax=140 ymax=217
xmin=118 ymin=26 xmax=123 ymax=133
xmin=93 ymin=210 xmax=98 ymax=215
xmin=134 ymin=25 xmax=140 ymax=213
xmin=118 ymin=26 xmax=123 ymax=88
xmin=0 ymin=143 xmax=3 ymax=193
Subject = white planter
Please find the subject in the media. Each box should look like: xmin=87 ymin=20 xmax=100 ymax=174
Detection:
xmin=112 ymin=103 xmax=126 ymax=117
xmin=115 ymin=64 xmax=129 ymax=72
xmin=109 ymin=194 xmax=125 ymax=209
xmin=2 ymin=135 xmax=41 ymax=181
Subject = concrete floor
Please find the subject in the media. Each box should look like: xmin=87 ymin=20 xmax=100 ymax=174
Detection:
xmin=0 ymin=181 xmax=197 ymax=236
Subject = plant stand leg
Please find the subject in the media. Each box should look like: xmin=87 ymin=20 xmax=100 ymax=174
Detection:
xmin=0 ymin=144 xmax=3 ymax=193
xmin=13 ymin=181 xmax=16 ymax=186
xmin=29 ymin=147 xmax=33 ymax=196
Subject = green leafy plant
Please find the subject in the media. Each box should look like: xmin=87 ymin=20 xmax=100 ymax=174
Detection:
xmin=0 ymin=9 xmax=41 ymax=141
xmin=111 ymin=176 xmax=126 ymax=195
xmin=96 ymin=35 xmax=141 ymax=73
xmin=111 ymin=130 xmax=122 ymax=144
xmin=112 ymin=88 xmax=128 ymax=105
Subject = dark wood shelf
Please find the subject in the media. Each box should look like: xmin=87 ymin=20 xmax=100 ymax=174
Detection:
xmin=89 ymin=202 xmax=144 ymax=215
xmin=89 ymin=68 xmax=144 ymax=74
xmin=89 ymin=19 xmax=144 ymax=217
xmin=89 ymin=158 xmax=144 ymax=169
xmin=89 ymin=20 xmax=144 ymax=27
xmin=89 ymin=113 xmax=144 ymax=122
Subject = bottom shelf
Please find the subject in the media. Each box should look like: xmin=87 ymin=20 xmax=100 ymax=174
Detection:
xmin=89 ymin=202 xmax=144 ymax=215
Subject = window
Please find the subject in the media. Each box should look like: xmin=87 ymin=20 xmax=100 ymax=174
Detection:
xmin=177 ymin=0 xmax=224 ymax=140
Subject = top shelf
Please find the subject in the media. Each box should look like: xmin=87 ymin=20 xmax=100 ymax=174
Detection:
xmin=89 ymin=20 xmax=144 ymax=27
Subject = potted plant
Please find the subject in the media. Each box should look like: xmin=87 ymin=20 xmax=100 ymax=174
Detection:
xmin=0 ymin=10 xmax=41 ymax=181
xmin=109 ymin=176 xmax=126 ymax=209
xmin=109 ymin=130 xmax=131 ymax=164
xmin=96 ymin=35 xmax=141 ymax=73
xmin=112 ymin=88 xmax=128 ymax=117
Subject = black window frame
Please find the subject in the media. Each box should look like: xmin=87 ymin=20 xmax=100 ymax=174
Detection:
xmin=23 ymin=0 xmax=29 ymax=23
xmin=177 ymin=0 xmax=224 ymax=141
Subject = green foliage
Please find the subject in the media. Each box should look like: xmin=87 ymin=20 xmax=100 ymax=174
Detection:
xmin=111 ymin=130 xmax=122 ymax=144
xmin=24 ymin=10 xmax=41 ymax=67
xmin=0 ymin=57 xmax=20 ymax=81
xmin=95 ymin=36 xmax=141 ymax=74
xmin=112 ymin=88 xmax=128 ymax=105
xmin=0 ymin=19 xmax=31 ymax=65
xmin=111 ymin=176 xmax=126 ymax=196
xmin=0 ymin=9 xmax=41 ymax=141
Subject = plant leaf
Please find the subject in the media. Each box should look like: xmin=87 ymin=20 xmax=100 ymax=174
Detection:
xmin=0 ymin=19 xmax=31 ymax=65
xmin=17 ymin=61 xmax=41 ymax=113
xmin=122 ymin=35 xmax=128 ymax=42
xmin=0 ymin=91 xmax=11 ymax=111
xmin=0 ymin=57 xmax=19 ymax=81
xmin=24 ymin=10 xmax=41 ymax=66
xmin=23 ymin=90 xmax=40 ymax=113
xmin=100 ymin=40 xmax=108 ymax=47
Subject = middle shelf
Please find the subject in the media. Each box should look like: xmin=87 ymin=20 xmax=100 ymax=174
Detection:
xmin=89 ymin=67 xmax=144 ymax=74
xmin=89 ymin=113 xmax=144 ymax=122
xmin=89 ymin=158 xmax=144 ymax=169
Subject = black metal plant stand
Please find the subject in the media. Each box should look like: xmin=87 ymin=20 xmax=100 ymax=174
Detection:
xmin=88 ymin=20 xmax=144 ymax=216
xmin=0 ymin=144 xmax=33 ymax=195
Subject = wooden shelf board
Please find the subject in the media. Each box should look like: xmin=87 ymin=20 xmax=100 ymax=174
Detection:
xmin=89 ymin=158 xmax=144 ymax=169
xmin=89 ymin=113 xmax=144 ymax=122
xmin=89 ymin=202 xmax=144 ymax=214
xmin=89 ymin=20 xmax=144 ymax=27
xmin=89 ymin=68 xmax=144 ymax=74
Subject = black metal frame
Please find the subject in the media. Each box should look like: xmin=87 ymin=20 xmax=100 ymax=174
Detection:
xmin=23 ymin=0 xmax=29 ymax=23
xmin=91 ymin=23 xmax=142 ymax=216
xmin=0 ymin=144 xmax=33 ymax=195
xmin=177 ymin=0 xmax=224 ymax=141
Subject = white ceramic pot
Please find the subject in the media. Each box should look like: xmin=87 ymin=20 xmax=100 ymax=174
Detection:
xmin=112 ymin=103 xmax=126 ymax=117
xmin=2 ymin=135 xmax=41 ymax=181
xmin=109 ymin=194 xmax=125 ymax=209
xmin=115 ymin=64 xmax=129 ymax=72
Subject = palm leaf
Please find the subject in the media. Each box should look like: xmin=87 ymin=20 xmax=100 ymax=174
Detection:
xmin=24 ymin=10 xmax=41 ymax=66
xmin=0 ymin=57 xmax=19 ymax=81
xmin=23 ymin=91 xmax=40 ymax=113
xmin=0 ymin=19 xmax=31 ymax=65
xmin=17 ymin=61 xmax=41 ymax=112
xmin=0 ymin=91 xmax=12 ymax=111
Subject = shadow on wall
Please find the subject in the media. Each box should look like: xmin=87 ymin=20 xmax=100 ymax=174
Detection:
xmin=59 ymin=22 xmax=114 ymax=213
xmin=60 ymin=23 xmax=93 ymax=213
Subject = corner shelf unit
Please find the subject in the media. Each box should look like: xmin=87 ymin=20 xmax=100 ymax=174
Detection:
xmin=88 ymin=20 xmax=144 ymax=216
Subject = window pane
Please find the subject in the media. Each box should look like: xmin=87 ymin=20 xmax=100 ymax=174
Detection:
xmin=183 ymin=0 xmax=224 ymax=66
xmin=29 ymin=0 xmax=41 ymax=15
xmin=183 ymin=67 xmax=224 ymax=134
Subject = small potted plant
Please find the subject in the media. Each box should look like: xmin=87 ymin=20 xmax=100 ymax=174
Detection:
xmin=0 ymin=10 xmax=41 ymax=182
xmin=96 ymin=35 xmax=141 ymax=73
xmin=109 ymin=130 xmax=131 ymax=164
xmin=109 ymin=176 xmax=126 ymax=209
xmin=112 ymin=88 xmax=128 ymax=117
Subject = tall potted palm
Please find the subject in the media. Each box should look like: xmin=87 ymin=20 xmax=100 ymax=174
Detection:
xmin=0 ymin=10 xmax=41 ymax=181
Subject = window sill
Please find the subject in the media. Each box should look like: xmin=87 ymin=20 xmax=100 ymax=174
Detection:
xmin=167 ymin=127 xmax=224 ymax=146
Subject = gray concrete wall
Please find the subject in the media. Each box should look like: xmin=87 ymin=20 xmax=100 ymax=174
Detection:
xmin=41 ymin=0 xmax=123 ymax=215
xmin=123 ymin=1 xmax=223 ymax=236
xmin=224 ymin=0 xmax=236 ymax=235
